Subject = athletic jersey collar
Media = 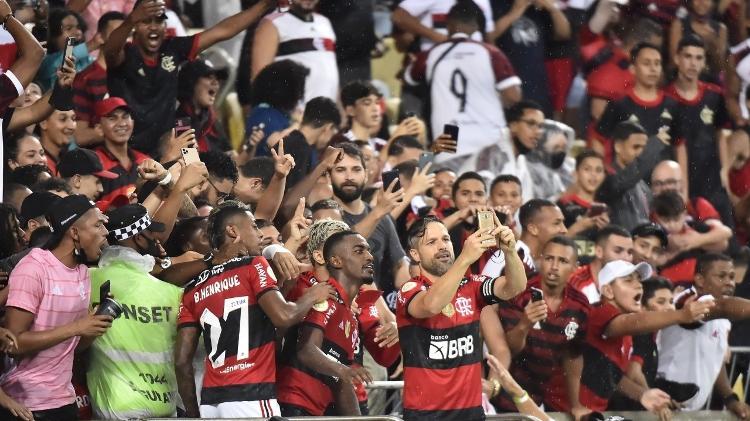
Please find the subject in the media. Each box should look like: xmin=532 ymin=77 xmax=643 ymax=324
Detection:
xmin=327 ymin=277 xmax=351 ymax=304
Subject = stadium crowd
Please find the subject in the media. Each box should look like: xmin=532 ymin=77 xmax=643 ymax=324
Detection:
xmin=0 ymin=0 xmax=750 ymax=420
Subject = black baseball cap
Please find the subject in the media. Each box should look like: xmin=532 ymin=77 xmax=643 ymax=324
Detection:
xmin=106 ymin=204 xmax=165 ymax=242
xmin=20 ymin=191 xmax=60 ymax=226
xmin=177 ymin=59 xmax=229 ymax=101
xmin=58 ymin=148 xmax=118 ymax=179
xmin=43 ymin=195 xmax=98 ymax=249
xmin=631 ymin=222 xmax=669 ymax=248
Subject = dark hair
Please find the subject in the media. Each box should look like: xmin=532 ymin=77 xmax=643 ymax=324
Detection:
xmin=519 ymin=199 xmax=556 ymax=230
xmin=0 ymin=204 xmax=20 ymax=260
xmin=164 ymin=216 xmax=206 ymax=256
xmin=630 ymin=41 xmax=661 ymax=63
xmin=255 ymin=219 xmax=275 ymax=229
xmin=407 ymin=216 xmax=443 ymax=250
xmin=336 ymin=142 xmax=366 ymax=168
xmin=612 ymin=121 xmax=647 ymax=142
xmin=631 ymin=222 xmax=668 ymax=247
xmin=490 ymin=174 xmax=521 ymax=193
xmin=207 ymin=201 xmax=251 ymax=249
xmin=239 ymin=157 xmax=274 ymax=188
xmin=575 ymin=149 xmax=604 ymax=170
xmin=250 ymin=60 xmax=309 ymax=112
xmin=652 ymin=190 xmax=686 ymax=219
xmin=393 ymin=160 xmax=419 ymax=181
xmin=387 ymin=136 xmax=423 ymax=157
xmin=97 ymin=11 xmax=125 ymax=33
xmin=9 ymin=164 xmax=51 ymax=188
xmin=641 ymin=276 xmax=674 ymax=304
xmin=622 ymin=18 xmax=663 ymax=46
xmin=310 ymin=199 xmax=341 ymax=214
xmin=677 ymin=34 xmax=705 ymax=52
xmin=595 ymin=224 xmax=632 ymax=245
xmin=47 ymin=8 xmax=87 ymax=53
xmin=544 ymin=235 xmax=578 ymax=258
xmin=506 ymin=100 xmax=543 ymax=124
xmin=447 ymin=0 xmax=484 ymax=29
xmin=322 ymin=230 xmax=359 ymax=266
xmin=696 ymin=252 xmax=732 ymax=275
xmin=31 ymin=177 xmax=73 ymax=195
xmin=341 ymin=81 xmax=380 ymax=107
xmin=302 ymin=96 xmax=341 ymax=128
xmin=4 ymin=132 xmax=39 ymax=166
xmin=451 ymin=171 xmax=486 ymax=199
xmin=199 ymin=151 xmax=239 ymax=184
xmin=28 ymin=225 xmax=52 ymax=248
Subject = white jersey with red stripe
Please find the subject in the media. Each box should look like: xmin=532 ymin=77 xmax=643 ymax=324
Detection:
xmin=398 ymin=0 xmax=494 ymax=51
xmin=268 ymin=11 xmax=338 ymax=102
xmin=406 ymin=34 xmax=521 ymax=159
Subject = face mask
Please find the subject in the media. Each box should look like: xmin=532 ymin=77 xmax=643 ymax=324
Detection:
xmin=550 ymin=151 xmax=567 ymax=169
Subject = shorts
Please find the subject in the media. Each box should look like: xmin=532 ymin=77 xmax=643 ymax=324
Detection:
xmin=199 ymin=399 xmax=280 ymax=418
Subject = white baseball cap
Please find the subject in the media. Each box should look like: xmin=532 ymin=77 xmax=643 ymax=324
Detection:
xmin=598 ymin=260 xmax=653 ymax=288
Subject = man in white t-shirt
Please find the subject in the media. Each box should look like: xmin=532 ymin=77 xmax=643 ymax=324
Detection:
xmin=0 ymin=0 xmax=44 ymax=201
xmin=658 ymin=253 xmax=750 ymax=418
xmin=404 ymin=2 xmax=521 ymax=159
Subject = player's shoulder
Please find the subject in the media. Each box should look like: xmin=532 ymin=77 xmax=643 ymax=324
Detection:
xmin=184 ymin=255 xmax=255 ymax=292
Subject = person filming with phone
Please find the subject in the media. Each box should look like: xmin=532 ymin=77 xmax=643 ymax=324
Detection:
xmin=493 ymin=236 xmax=592 ymax=419
xmin=396 ymin=214 xmax=527 ymax=420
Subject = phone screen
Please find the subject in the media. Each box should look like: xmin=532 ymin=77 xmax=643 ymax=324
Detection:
xmin=175 ymin=117 xmax=192 ymax=137
xmin=61 ymin=37 xmax=75 ymax=69
xmin=531 ymin=287 xmax=544 ymax=302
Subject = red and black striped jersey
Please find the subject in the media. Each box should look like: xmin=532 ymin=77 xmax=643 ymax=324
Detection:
xmin=72 ymin=62 xmax=108 ymax=126
xmin=276 ymin=277 xmax=358 ymax=415
xmin=177 ymin=256 xmax=279 ymax=405
xmin=396 ymin=274 xmax=500 ymax=421
xmin=495 ymin=276 xmax=590 ymax=412
xmin=580 ymin=302 xmax=632 ymax=411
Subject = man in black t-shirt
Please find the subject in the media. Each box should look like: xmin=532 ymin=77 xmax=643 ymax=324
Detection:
xmin=283 ymin=97 xmax=340 ymax=190
xmin=665 ymin=35 xmax=735 ymax=232
xmin=103 ymin=0 xmax=273 ymax=156
xmin=592 ymin=42 xmax=682 ymax=166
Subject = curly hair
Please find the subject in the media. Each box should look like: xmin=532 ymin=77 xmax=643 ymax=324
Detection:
xmin=0 ymin=204 xmax=21 ymax=260
xmin=250 ymin=60 xmax=309 ymax=113
xmin=307 ymin=219 xmax=350 ymax=264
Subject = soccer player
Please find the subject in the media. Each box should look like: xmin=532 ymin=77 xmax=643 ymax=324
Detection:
xmin=495 ymin=236 xmax=591 ymax=418
xmin=174 ymin=201 xmax=334 ymax=418
xmin=277 ymin=230 xmax=377 ymax=416
xmin=397 ymin=215 xmax=527 ymax=420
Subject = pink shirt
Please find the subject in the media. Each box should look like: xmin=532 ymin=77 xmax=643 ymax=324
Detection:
xmin=68 ymin=0 xmax=137 ymax=41
xmin=2 ymin=248 xmax=90 ymax=411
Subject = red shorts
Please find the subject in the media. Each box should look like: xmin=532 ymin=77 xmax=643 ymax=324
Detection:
xmin=545 ymin=57 xmax=576 ymax=112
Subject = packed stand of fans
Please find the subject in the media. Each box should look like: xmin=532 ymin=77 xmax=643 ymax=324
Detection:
xmin=0 ymin=0 xmax=749 ymax=420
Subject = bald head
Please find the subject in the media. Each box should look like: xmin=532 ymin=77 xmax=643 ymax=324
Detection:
xmin=650 ymin=160 xmax=683 ymax=197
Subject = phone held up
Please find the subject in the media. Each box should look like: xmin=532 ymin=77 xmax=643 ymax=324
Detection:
xmin=477 ymin=210 xmax=497 ymax=247
xmin=61 ymin=37 xmax=75 ymax=70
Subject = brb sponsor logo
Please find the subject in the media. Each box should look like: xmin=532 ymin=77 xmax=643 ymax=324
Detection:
xmin=428 ymin=334 xmax=474 ymax=360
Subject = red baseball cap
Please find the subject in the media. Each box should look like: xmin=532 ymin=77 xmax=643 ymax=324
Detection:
xmin=95 ymin=97 xmax=131 ymax=120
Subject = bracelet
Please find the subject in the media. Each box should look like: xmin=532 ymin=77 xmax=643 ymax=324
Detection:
xmin=512 ymin=391 xmax=529 ymax=404
xmin=1 ymin=14 xmax=12 ymax=29
xmin=157 ymin=171 xmax=172 ymax=185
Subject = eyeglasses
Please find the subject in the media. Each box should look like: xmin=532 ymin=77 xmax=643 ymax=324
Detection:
xmin=520 ymin=119 xmax=544 ymax=129
xmin=206 ymin=178 xmax=235 ymax=204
